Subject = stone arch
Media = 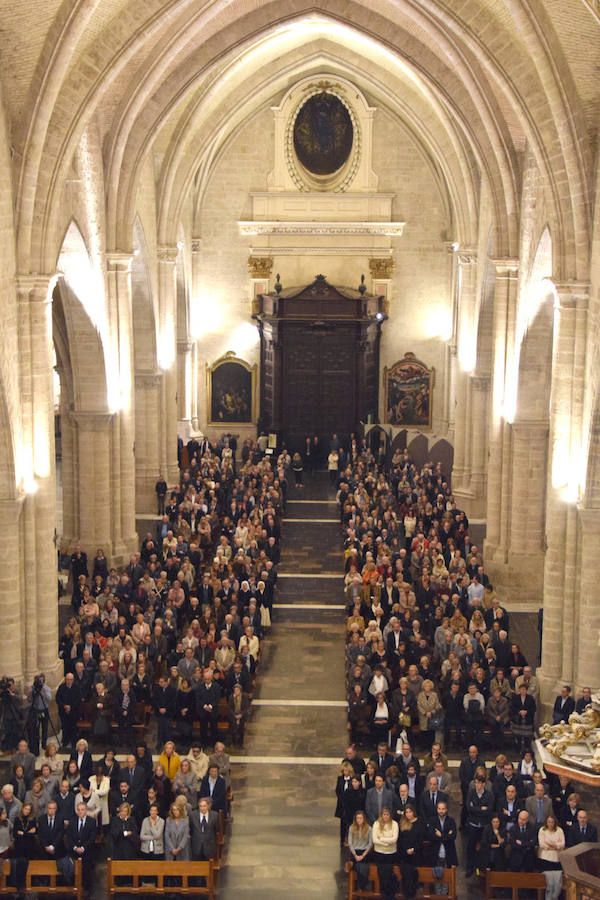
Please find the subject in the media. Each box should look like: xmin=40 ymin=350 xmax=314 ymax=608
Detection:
xmin=429 ymin=439 xmax=454 ymax=482
xmin=407 ymin=433 xmax=429 ymax=469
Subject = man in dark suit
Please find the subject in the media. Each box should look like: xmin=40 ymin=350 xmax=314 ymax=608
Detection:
xmin=465 ymin=775 xmax=494 ymax=876
xmin=575 ymin=687 xmax=593 ymax=715
xmin=370 ymin=742 xmax=395 ymax=776
xmin=123 ymin=754 xmax=148 ymax=805
xmin=567 ymin=810 xmax=598 ymax=846
xmin=365 ymin=774 xmax=396 ymax=825
xmin=37 ymin=800 xmax=64 ymax=859
xmin=65 ymin=801 xmax=97 ymax=886
xmin=199 ymin=765 xmax=227 ymax=816
xmin=190 ymin=797 xmax=219 ymax=860
xmin=404 ymin=763 xmax=424 ymax=803
xmin=459 ymin=744 xmax=485 ymax=826
xmin=427 ymin=800 xmax=458 ymax=867
xmin=195 ymin=670 xmax=221 ymax=746
xmin=110 ymin=781 xmax=136 ymax=818
xmin=552 ymin=686 xmax=576 ymax=724
xmin=152 ymin=676 xmax=177 ymax=749
xmin=493 ymin=762 xmax=524 ymax=801
xmin=496 ymin=785 xmax=523 ymax=832
xmin=56 ymin=780 xmax=76 ymax=829
xmin=224 ymin=659 xmax=249 ymax=698
xmin=507 ymin=810 xmax=537 ymax=871
xmin=55 ymin=673 xmax=82 ymax=750
xmin=419 ymin=774 xmax=449 ymax=821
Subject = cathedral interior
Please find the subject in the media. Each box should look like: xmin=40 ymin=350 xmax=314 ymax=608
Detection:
xmin=0 ymin=0 xmax=600 ymax=895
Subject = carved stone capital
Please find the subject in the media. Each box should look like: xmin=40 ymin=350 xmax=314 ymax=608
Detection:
xmin=106 ymin=252 xmax=133 ymax=273
xmin=489 ymin=257 xmax=519 ymax=277
xmin=16 ymin=274 xmax=54 ymax=302
xmin=458 ymin=248 xmax=477 ymax=266
xmin=135 ymin=372 xmax=162 ymax=389
xmin=470 ymin=374 xmax=491 ymax=391
xmin=191 ymin=238 xmax=202 ymax=254
xmin=247 ymin=256 xmax=274 ymax=279
xmin=157 ymin=245 xmax=179 ymax=264
xmin=554 ymin=281 xmax=590 ymax=310
xmin=177 ymin=340 xmax=194 ymax=353
xmin=368 ymin=257 xmax=394 ymax=279
xmin=71 ymin=411 xmax=115 ymax=431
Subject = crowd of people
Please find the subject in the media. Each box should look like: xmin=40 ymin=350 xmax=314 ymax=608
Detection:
xmin=0 ymin=434 xmax=283 ymax=896
xmin=332 ymin=436 xmax=597 ymax=899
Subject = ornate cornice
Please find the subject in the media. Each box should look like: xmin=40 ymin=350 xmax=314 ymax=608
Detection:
xmin=247 ymin=256 xmax=273 ymax=279
xmin=191 ymin=238 xmax=202 ymax=253
xmin=239 ymin=221 xmax=405 ymax=237
xmin=369 ymin=257 xmax=394 ymax=279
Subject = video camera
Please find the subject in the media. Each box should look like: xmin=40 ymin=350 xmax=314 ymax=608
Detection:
xmin=32 ymin=674 xmax=45 ymax=694
xmin=0 ymin=677 xmax=11 ymax=695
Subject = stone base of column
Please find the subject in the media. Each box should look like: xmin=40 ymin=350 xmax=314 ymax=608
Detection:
xmin=453 ymin=487 xmax=486 ymax=519
xmin=536 ymin=670 xmax=566 ymax=721
xmin=484 ymin=552 xmax=544 ymax=606
xmin=136 ymin=472 xmax=159 ymax=514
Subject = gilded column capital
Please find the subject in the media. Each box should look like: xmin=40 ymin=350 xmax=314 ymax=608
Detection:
xmin=368 ymin=257 xmax=394 ymax=279
xmin=247 ymin=256 xmax=273 ymax=278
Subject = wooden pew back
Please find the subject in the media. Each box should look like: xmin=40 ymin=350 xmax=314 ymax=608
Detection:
xmin=106 ymin=858 xmax=214 ymax=899
xmin=347 ymin=863 xmax=457 ymax=899
xmin=484 ymin=869 xmax=563 ymax=900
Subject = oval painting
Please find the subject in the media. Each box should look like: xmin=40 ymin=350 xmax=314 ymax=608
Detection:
xmin=293 ymin=92 xmax=353 ymax=176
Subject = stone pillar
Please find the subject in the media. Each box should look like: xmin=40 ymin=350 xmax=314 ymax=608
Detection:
xmin=506 ymin=421 xmax=548 ymax=602
xmin=57 ymin=378 xmax=76 ymax=547
xmin=0 ymin=498 xmax=26 ymax=682
xmin=485 ymin=259 xmax=519 ymax=557
xmin=157 ymin=246 xmax=180 ymax=484
xmin=134 ymin=372 xmax=162 ymax=511
xmin=576 ymin=508 xmax=600 ymax=690
xmin=72 ymin=412 xmax=114 ymax=556
xmin=453 ymin=250 xmax=478 ymax=491
xmin=538 ymin=283 xmax=589 ymax=705
xmin=191 ymin=341 xmax=199 ymax=431
xmin=16 ymin=275 xmax=61 ymax=684
xmin=466 ymin=374 xmax=490 ymax=515
xmin=177 ymin=340 xmax=193 ymax=427
xmin=106 ymin=253 xmax=138 ymax=561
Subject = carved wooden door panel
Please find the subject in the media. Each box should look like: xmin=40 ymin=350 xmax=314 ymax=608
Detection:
xmin=282 ymin=324 xmax=355 ymax=448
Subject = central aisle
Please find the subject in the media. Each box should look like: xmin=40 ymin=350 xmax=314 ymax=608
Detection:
xmin=218 ymin=471 xmax=348 ymax=899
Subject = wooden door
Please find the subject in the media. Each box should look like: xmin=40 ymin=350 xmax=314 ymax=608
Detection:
xmin=282 ymin=324 xmax=355 ymax=449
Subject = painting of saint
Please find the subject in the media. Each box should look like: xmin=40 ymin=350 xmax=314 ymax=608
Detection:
xmin=210 ymin=360 xmax=253 ymax=423
xmin=384 ymin=354 xmax=433 ymax=428
xmin=293 ymin=92 xmax=353 ymax=175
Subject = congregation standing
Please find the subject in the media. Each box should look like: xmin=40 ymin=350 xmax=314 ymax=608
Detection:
xmin=330 ymin=436 xmax=595 ymax=900
xmin=0 ymin=434 xmax=281 ymax=895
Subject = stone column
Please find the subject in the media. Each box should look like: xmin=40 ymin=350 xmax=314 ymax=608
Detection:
xmin=453 ymin=251 xmax=478 ymax=491
xmin=57 ymin=377 xmax=76 ymax=547
xmin=466 ymin=374 xmax=490 ymax=515
xmin=17 ymin=275 xmax=61 ymax=684
xmin=576 ymin=508 xmax=600 ymax=690
xmin=485 ymin=259 xmax=519 ymax=557
xmin=157 ymin=246 xmax=180 ymax=484
xmin=507 ymin=421 xmax=548 ymax=602
xmin=72 ymin=412 xmax=114 ymax=557
xmin=191 ymin=341 xmax=199 ymax=431
xmin=0 ymin=498 xmax=26 ymax=682
xmin=134 ymin=372 xmax=162 ymax=511
xmin=177 ymin=340 xmax=193 ymax=428
xmin=106 ymin=253 xmax=138 ymax=561
xmin=538 ymin=283 xmax=588 ymax=704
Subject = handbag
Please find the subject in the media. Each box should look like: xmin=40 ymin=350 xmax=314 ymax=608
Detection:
xmin=429 ymin=712 xmax=445 ymax=730
xmin=398 ymin=712 xmax=412 ymax=728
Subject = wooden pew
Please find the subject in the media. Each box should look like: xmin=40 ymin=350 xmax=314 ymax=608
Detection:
xmin=345 ymin=862 xmax=457 ymax=899
xmin=0 ymin=858 xmax=83 ymax=899
xmin=484 ymin=869 xmax=564 ymax=900
xmin=106 ymin=858 xmax=215 ymax=899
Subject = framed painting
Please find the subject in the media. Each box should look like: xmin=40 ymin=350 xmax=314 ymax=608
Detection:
xmin=207 ymin=352 xmax=257 ymax=425
xmin=384 ymin=353 xmax=434 ymax=428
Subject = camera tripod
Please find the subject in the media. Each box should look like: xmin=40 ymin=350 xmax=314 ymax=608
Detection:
xmin=26 ymin=681 xmax=62 ymax=755
xmin=0 ymin=687 xmax=26 ymax=752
